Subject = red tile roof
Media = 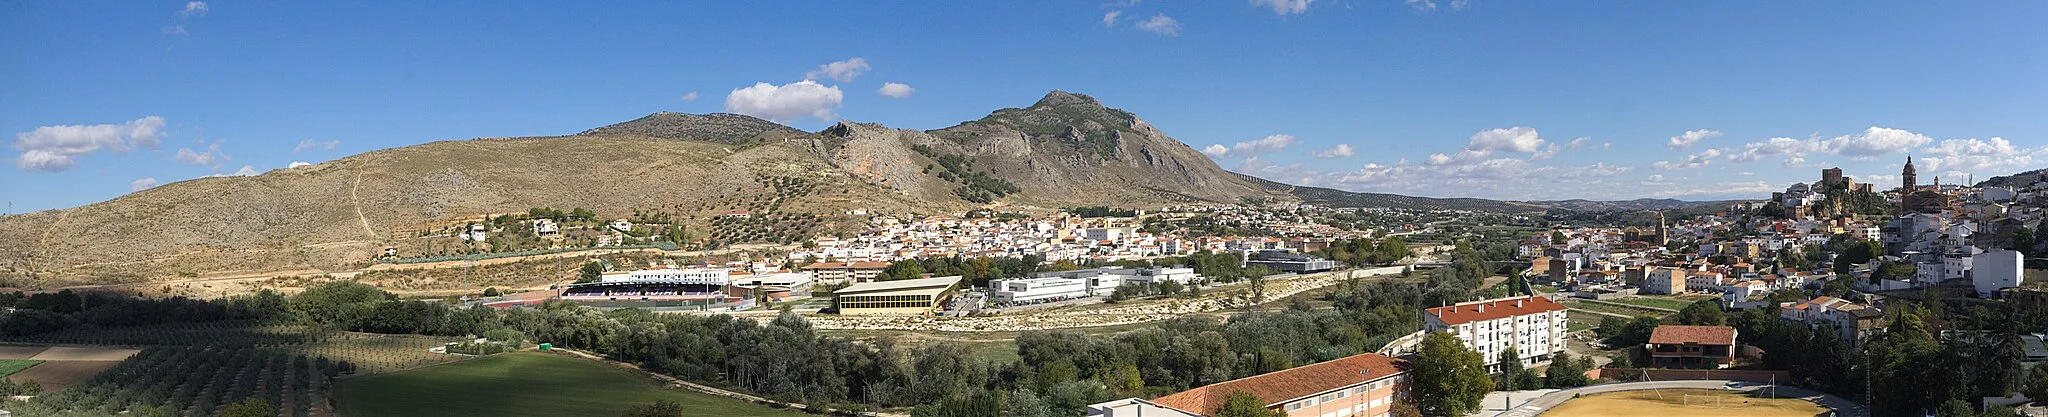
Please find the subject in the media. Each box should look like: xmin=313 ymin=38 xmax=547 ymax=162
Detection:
xmin=1151 ymin=353 xmax=1408 ymax=415
xmin=1648 ymin=325 xmax=1736 ymax=345
xmin=1424 ymin=296 xmax=1567 ymax=325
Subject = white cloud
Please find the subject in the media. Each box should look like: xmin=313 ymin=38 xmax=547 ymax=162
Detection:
xmin=724 ymin=80 xmax=845 ymax=122
xmin=681 ymin=92 xmax=700 ymax=102
xmin=1918 ymin=137 xmax=2047 ymax=174
xmin=174 ymin=144 xmax=224 ymax=165
xmin=288 ymin=161 xmax=313 ymax=168
xmin=180 ymin=1 xmax=209 ymax=17
xmin=1250 ymin=0 xmax=1312 ymax=15
xmin=804 ymin=58 xmax=870 ymax=83
xmin=1405 ymin=0 xmax=1437 ymax=11
xmin=11 ymin=116 xmax=166 ymax=172
xmin=1666 ymin=129 xmax=1722 ymax=150
xmin=1465 ymin=127 xmax=1545 ymax=153
xmin=234 ymin=165 xmax=258 ymax=176
xmin=1203 ymin=134 xmax=1295 ymax=158
xmin=293 ymin=139 xmax=339 ymax=153
xmin=1565 ymin=137 xmax=1590 ymax=149
xmin=130 ymin=177 xmax=159 ymax=192
xmin=1652 ymin=149 xmax=1720 ymax=170
xmin=1201 ymin=144 xmax=1229 ymax=157
xmin=1136 ymin=13 xmax=1181 ymax=36
xmin=18 ymin=150 xmax=74 ymax=172
xmin=1315 ymin=144 xmax=1354 ymax=158
xmin=1103 ymin=10 xmax=1123 ymax=27
xmin=877 ymin=82 xmax=915 ymax=98
xmin=1451 ymin=0 xmax=1470 ymax=10
xmin=163 ymin=25 xmax=187 ymax=36
xmin=1724 ymin=126 xmax=1930 ymax=166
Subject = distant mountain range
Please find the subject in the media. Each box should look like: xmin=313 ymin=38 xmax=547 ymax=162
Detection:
xmin=0 ymin=91 xmax=1736 ymax=285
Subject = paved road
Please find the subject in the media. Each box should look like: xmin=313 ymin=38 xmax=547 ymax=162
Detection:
xmin=1474 ymin=379 xmax=1867 ymax=417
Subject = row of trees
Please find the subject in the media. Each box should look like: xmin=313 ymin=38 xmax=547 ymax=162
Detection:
xmin=1314 ymin=237 xmax=1411 ymax=267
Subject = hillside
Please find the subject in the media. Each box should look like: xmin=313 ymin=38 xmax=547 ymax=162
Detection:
xmin=1976 ymin=168 xmax=2047 ymax=189
xmin=0 ymin=134 xmax=947 ymax=287
xmin=0 ymin=90 xmax=1665 ymax=287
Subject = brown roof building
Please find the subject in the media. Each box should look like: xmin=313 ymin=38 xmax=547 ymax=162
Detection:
xmin=1150 ymin=353 xmax=1409 ymax=417
xmin=1647 ymin=325 xmax=1738 ymax=369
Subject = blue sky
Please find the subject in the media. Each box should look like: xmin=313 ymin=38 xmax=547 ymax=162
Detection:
xmin=5 ymin=1 xmax=2046 ymax=212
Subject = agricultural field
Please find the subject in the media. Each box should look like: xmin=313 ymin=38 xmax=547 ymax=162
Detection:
xmin=0 ymin=320 xmax=320 ymax=347
xmin=0 ymin=359 xmax=42 ymax=378
xmin=1540 ymin=389 xmax=1827 ymax=417
xmin=6 ymin=347 xmax=338 ymax=417
xmin=270 ymin=332 xmax=467 ymax=375
xmin=336 ymin=352 xmax=813 ymax=417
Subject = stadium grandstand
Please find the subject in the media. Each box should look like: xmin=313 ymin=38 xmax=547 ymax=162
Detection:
xmin=562 ymin=267 xmax=740 ymax=304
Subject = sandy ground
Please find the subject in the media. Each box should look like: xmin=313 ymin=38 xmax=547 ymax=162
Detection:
xmin=0 ymin=345 xmax=50 ymax=360
xmin=1540 ymin=389 xmax=1827 ymax=417
xmin=6 ymin=360 xmax=122 ymax=391
xmin=29 ymin=346 xmax=141 ymax=361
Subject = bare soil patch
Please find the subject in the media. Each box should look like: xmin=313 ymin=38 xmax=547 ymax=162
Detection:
xmin=1541 ymin=389 xmax=1827 ymax=417
xmin=6 ymin=360 xmax=122 ymax=391
xmin=0 ymin=345 xmax=49 ymax=359
xmin=29 ymin=346 xmax=141 ymax=361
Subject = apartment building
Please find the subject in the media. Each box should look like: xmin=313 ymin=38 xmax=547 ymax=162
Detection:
xmin=1422 ymin=296 xmax=1569 ymax=373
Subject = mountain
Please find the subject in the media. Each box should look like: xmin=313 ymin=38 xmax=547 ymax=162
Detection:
xmin=1529 ymin=198 xmax=1746 ymax=212
xmin=0 ymin=90 xmax=1645 ymax=287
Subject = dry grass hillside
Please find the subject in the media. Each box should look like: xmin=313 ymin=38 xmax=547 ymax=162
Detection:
xmin=0 ymin=134 xmax=948 ymax=287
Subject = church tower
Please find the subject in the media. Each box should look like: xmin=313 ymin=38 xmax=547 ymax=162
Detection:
xmin=1902 ymin=156 xmax=1917 ymax=192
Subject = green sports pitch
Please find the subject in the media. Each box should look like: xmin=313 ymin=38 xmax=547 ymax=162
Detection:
xmin=335 ymin=352 xmax=813 ymax=417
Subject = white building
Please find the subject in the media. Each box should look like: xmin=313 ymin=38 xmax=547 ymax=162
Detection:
xmin=532 ymin=218 xmax=560 ymax=238
xmin=1973 ymin=249 xmax=2024 ymax=297
xmin=1422 ymin=296 xmax=1569 ymax=373
xmin=599 ymin=267 xmax=730 ymax=285
xmin=1724 ymin=280 xmax=1769 ymax=308
xmin=990 ymin=276 xmax=1091 ymax=304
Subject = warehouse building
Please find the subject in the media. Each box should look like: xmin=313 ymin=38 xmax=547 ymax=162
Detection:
xmin=831 ymin=275 xmax=962 ymax=316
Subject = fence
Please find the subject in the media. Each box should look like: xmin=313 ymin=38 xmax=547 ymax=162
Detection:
xmin=1584 ymin=368 xmax=1791 ymax=383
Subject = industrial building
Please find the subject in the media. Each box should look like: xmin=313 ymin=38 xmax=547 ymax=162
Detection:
xmin=831 ymin=275 xmax=963 ymax=316
xmin=1243 ymin=249 xmax=1338 ymax=273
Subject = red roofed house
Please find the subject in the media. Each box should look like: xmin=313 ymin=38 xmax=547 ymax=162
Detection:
xmin=1143 ymin=353 xmax=1409 ymax=417
xmin=1647 ymin=325 xmax=1738 ymax=368
xmin=1423 ymin=296 xmax=1570 ymax=373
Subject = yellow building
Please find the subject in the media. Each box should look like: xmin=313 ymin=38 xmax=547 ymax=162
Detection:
xmin=832 ymin=275 xmax=962 ymax=316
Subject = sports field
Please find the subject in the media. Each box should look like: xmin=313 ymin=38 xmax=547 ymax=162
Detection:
xmin=1541 ymin=389 xmax=1828 ymax=417
xmin=335 ymin=352 xmax=814 ymax=417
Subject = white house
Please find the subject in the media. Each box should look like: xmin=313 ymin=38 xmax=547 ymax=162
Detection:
xmin=1973 ymin=249 xmax=2024 ymax=297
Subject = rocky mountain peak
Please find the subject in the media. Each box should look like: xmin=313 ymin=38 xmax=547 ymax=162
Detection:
xmin=1032 ymin=90 xmax=1104 ymax=109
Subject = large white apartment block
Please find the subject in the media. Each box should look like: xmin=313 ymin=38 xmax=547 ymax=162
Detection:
xmin=1423 ymin=296 xmax=1570 ymax=373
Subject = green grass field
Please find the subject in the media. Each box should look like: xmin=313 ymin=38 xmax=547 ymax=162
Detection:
xmin=1603 ymin=295 xmax=1715 ymax=311
xmin=336 ymin=352 xmax=813 ymax=417
xmin=1562 ymin=300 xmax=1670 ymax=318
xmin=0 ymin=359 xmax=43 ymax=378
